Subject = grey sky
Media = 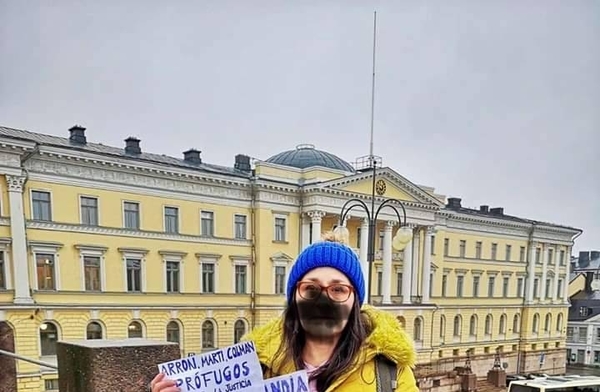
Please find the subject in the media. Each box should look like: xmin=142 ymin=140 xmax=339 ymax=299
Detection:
xmin=1 ymin=1 xmax=598 ymax=253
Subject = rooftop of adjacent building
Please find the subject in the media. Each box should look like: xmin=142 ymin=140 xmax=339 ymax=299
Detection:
xmin=568 ymin=252 xmax=600 ymax=321
xmin=0 ymin=123 xmax=583 ymax=232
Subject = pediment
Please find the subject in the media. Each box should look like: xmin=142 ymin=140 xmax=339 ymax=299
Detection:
xmin=318 ymin=167 xmax=444 ymax=206
xmin=270 ymin=251 xmax=294 ymax=263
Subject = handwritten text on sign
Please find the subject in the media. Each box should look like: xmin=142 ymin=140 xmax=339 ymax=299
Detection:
xmin=158 ymin=341 xmax=263 ymax=392
xmin=260 ymin=370 xmax=309 ymax=392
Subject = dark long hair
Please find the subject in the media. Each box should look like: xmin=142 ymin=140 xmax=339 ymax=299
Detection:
xmin=271 ymin=294 xmax=372 ymax=392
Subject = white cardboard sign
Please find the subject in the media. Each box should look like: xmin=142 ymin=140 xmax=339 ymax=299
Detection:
xmin=259 ymin=370 xmax=309 ymax=392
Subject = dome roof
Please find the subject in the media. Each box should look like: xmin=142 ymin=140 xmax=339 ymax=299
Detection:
xmin=266 ymin=144 xmax=355 ymax=172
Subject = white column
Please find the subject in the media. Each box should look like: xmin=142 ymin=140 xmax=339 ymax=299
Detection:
xmin=309 ymin=211 xmax=324 ymax=244
xmin=402 ymin=226 xmax=414 ymax=305
xmin=5 ymin=175 xmax=33 ymax=304
xmin=359 ymin=218 xmax=369 ymax=297
xmin=541 ymin=244 xmax=548 ymax=300
xmin=301 ymin=215 xmax=310 ymax=250
xmin=563 ymin=246 xmax=571 ymax=302
xmin=526 ymin=242 xmax=536 ymax=303
xmin=422 ymin=227 xmax=434 ymax=303
xmin=411 ymin=230 xmax=420 ymax=298
xmin=381 ymin=221 xmax=394 ymax=304
xmin=553 ymin=246 xmax=560 ymax=302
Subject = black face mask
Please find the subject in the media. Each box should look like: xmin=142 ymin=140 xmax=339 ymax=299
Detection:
xmin=296 ymin=293 xmax=352 ymax=338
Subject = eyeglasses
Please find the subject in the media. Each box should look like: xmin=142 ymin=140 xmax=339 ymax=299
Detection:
xmin=296 ymin=281 xmax=354 ymax=303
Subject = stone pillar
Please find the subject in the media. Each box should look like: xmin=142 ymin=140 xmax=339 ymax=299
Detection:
xmin=553 ymin=246 xmax=560 ymax=302
xmin=526 ymin=242 xmax=536 ymax=303
xmin=422 ymin=227 xmax=434 ymax=303
xmin=402 ymin=226 xmax=414 ymax=305
xmin=57 ymin=339 xmax=180 ymax=392
xmin=301 ymin=215 xmax=310 ymax=250
xmin=381 ymin=221 xmax=394 ymax=304
xmin=411 ymin=231 xmax=420 ymax=298
xmin=541 ymin=244 xmax=548 ymax=300
xmin=309 ymin=211 xmax=324 ymax=244
xmin=564 ymin=246 xmax=571 ymax=302
xmin=359 ymin=218 xmax=369 ymax=298
xmin=5 ymin=175 xmax=33 ymax=304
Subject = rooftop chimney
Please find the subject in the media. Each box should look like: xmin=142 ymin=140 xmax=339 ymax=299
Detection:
xmin=124 ymin=137 xmax=141 ymax=155
xmin=490 ymin=207 xmax=504 ymax=216
xmin=69 ymin=125 xmax=87 ymax=145
xmin=234 ymin=154 xmax=251 ymax=172
xmin=183 ymin=149 xmax=202 ymax=164
xmin=479 ymin=205 xmax=489 ymax=213
xmin=446 ymin=197 xmax=462 ymax=209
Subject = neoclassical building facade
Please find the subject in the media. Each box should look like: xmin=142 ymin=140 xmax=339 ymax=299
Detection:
xmin=0 ymin=125 xmax=582 ymax=391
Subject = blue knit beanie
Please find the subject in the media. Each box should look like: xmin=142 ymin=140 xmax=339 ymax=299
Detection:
xmin=286 ymin=241 xmax=365 ymax=305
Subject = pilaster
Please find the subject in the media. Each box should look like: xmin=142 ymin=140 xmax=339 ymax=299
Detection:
xmin=381 ymin=221 xmax=394 ymax=305
xmin=422 ymin=226 xmax=435 ymax=303
xmin=526 ymin=241 xmax=537 ymax=303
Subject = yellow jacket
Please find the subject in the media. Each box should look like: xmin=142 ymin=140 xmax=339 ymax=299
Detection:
xmin=242 ymin=305 xmax=419 ymax=392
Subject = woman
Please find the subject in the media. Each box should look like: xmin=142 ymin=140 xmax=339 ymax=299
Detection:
xmin=150 ymin=230 xmax=418 ymax=392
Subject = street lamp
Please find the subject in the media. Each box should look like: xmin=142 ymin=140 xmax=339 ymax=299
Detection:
xmin=335 ymin=164 xmax=413 ymax=305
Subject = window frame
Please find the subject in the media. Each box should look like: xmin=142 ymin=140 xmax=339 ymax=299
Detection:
xmin=122 ymin=200 xmax=141 ymax=230
xmin=163 ymin=205 xmax=180 ymax=234
xmin=79 ymin=194 xmax=99 ymax=226
xmin=30 ymin=189 xmax=53 ymax=221
xmin=76 ymin=245 xmax=107 ymax=292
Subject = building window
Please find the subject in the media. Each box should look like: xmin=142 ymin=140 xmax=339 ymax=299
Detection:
xmin=441 ymin=275 xmax=447 ymax=297
xmin=545 ymin=279 xmax=552 ymax=298
xmin=201 ymin=262 xmax=215 ymax=293
xmin=234 ymin=215 xmax=247 ymax=239
xmin=491 ymin=243 xmax=498 ymax=260
xmin=485 ymin=315 xmax=492 ymax=335
xmin=557 ymin=313 xmax=563 ymax=332
xmin=164 ymin=207 xmax=179 ymax=234
xmin=453 ymin=315 xmax=461 ymax=337
xmin=86 ymin=322 xmax=103 ymax=340
xmin=517 ymin=277 xmax=524 ymax=297
xmin=377 ymin=270 xmax=383 ymax=295
xmin=396 ymin=272 xmax=403 ymax=296
xmin=456 ymin=276 xmax=464 ymax=297
xmin=0 ymin=252 xmax=5 ymax=290
xmin=414 ymin=318 xmax=423 ymax=342
xmin=536 ymin=248 xmax=541 ymax=263
xmin=123 ymin=202 xmax=140 ymax=229
xmin=475 ymin=241 xmax=482 ymax=259
xmin=532 ymin=314 xmax=540 ymax=333
xmin=431 ymin=235 xmax=436 ymax=254
xmin=274 ymin=217 xmax=286 ymax=241
xmin=44 ymin=379 xmax=59 ymax=391
xmin=378 ymin=231 xmax=384 ymax=251
xmin=513 ymin=314 xmax=520 ymax=333
xmin=202 ymin=320 xmax=215 ymax=349
xmin=499 ymin=314 xmax=507 ymax=334
xmin=459 ymin=240 xmax=466 ymax=258
xmin=32 ymin=190 xmax=52 ymax=221
xmin=544 ymin=314 xmax=551 ymax=332
xmin=274 ymin=266 xmax=286 ymax=295
xmin=469 ymin=315 xmax=477 ymax=336
xmin=166 ymin=321 xmax=180 ymax=344
xmin=548 ymin=249 xmax=554 ymax=265
xmin=40 ymin=322 xmax=59 ymax=356
xmin=560 ymin=250 xmax=566 ymax=265
xmin=83 ymin=256 xmax=101 ymax=291
xmin=357 ymin=228 xmax=361 ymax=248
xmin=488 ymin=276 xmax=495 ymax=297
xmin=439 ymin=316 xmax=446 ymax=340
xmin=166 ymin=261 xmax=180 ymax=293
xmin=472 ymin=276 xmax=480 ymax=297
xmin=235 ymin=264 xmax=247 ymax=294
xmin=557 ymin=279 xmax=563 ymax=298
xmin=234 ymin=320 xmax=246 ymax=344
xmin=201 ymin=211 xmax=214 ymax=237
xmin=519 ymin=246 xmax=525 ymax=262
xmin=502 ymin=277 xmax=509 ymax=297
xmin=430 ymin=273 xmax=434 ymax=298
xmin=36 ymin=253 xmax=56 ymax=291
xmin=80 ymin=196 xmax=98 ymax=226
xmin=126 ymin=258 xmax=142 ymax=292
xmin=128 ymin=321 xmax=143 ymax=338
xmin=533 ymin=278 xmax=539 ymax=298
xmin=444 ymin=239 xmax=449 ymax=256
xmin=505 ymin=245 xmax=512 ymax=261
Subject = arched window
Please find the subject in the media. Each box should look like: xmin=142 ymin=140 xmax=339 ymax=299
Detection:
xmin=413 ymin=318 xmax=423 ymax=342
xmin=128 ymin=321 xmax=143 ymax=338
xmin=166 ymin=321 xmax=180 ymax=344
xmin=202 ymin=320 xmax=215 ymax=349
xmin=469 ymin=315 xmax=478 ymax=336
xmin=40 ymin=322 xmax=59 ymax=356
xmin=544 ymin=313 xmax=552 ymax=332
xmin=234 ymin=320 xmax=247 ymax=344
xmin=484 ymin=314 xmax=492 ymax=336
xmin=439 ymin=315 xmax=446 ymax=339
xmin=556 ymin=313 xmax=564 ymax=332
xmin=453 ymin=315 xmax=462 ymax=337
xmin=499 ymin=314 xmax=507 ymax=335
xmin=513 ymin=314 xmax=520 ymax=333
xmin=533 ymin=313 xmax=540 ymax=333
xmin=86 ymin=321 xmax=103 ymax=340
xmin=397 ymin=316 xmax=406 ymax=329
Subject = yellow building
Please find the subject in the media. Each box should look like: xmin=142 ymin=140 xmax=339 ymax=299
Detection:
xmin=0 ymin=125 xmax=582 ymax=391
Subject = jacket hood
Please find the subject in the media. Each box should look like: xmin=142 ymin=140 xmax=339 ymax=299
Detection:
xmin=242 ymin=305 xmax=416 ymax=373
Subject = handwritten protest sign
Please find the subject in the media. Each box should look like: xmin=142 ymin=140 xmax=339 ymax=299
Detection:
xmin=260 ymin=370 xmax=309 ymax=392
xmin=158 ymin=341 xmax=264 ymax=392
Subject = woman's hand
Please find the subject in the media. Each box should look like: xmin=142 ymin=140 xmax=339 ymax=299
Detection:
xmin=150 ymin=373 xmax=180 ymax=392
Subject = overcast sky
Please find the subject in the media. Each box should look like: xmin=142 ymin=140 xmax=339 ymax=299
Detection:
xmin=1 ymin=1 xmax=598 ymax=254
